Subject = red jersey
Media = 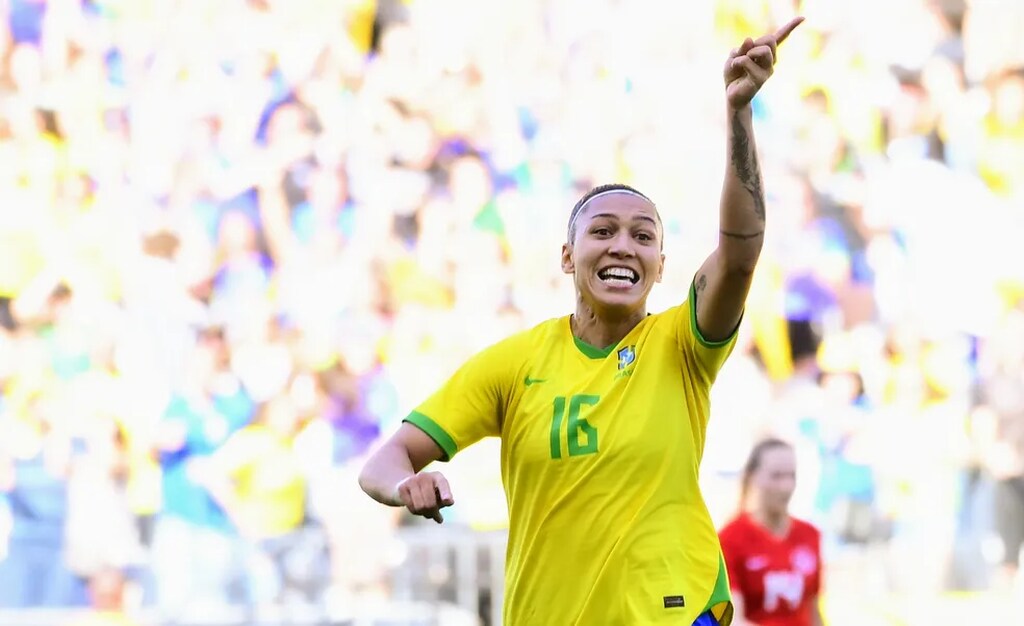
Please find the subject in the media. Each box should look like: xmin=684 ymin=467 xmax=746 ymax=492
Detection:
xmin=719 ymin=513 xmax=821 ymax=626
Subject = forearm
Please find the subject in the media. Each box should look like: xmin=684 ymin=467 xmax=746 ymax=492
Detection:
xmin=719 ymin=104 xmax=766 ymax=275
xmin=358 ymin=443 xmax=416 ymax=507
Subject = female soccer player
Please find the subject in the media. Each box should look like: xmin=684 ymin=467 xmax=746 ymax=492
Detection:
xmin=719 ymin=439 xmax=824 ymax=626
xmin=360 ymin=17 xmax=804 ymax=626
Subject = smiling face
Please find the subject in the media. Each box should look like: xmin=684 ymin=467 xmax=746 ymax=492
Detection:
xmin=561 ymin=190 xmax=665 ymax=318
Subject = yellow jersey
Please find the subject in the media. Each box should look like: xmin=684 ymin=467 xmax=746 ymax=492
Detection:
xmin=406 ymin=284 xmax=737 ymax=625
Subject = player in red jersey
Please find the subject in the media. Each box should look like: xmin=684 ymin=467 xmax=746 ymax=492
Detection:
xmin=719 ymin=438 xmax=824 ymax=626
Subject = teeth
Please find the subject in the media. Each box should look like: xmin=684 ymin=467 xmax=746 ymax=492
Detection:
xmin=599 ymin=267 xmax=638 ymax=283
xmin=598 ymin=266 xmax=634 ymax=284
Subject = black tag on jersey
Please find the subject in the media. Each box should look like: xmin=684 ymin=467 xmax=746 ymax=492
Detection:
xmin=663 ymin=595 xmax=685 ymax=609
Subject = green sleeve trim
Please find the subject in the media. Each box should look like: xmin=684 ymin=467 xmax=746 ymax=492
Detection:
xmin=403 ymin=411 xmax=458 ymax=462
xmin=572 ymin=333 xmax=615 ymax=359
xmin=701 ymin=551 xmax=734 ymax=624
xmin=689 ymin=279 xmax=740 ymax=348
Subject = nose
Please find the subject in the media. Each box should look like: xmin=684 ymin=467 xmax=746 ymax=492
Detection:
xmin=607 ymin=231 xmax=635 ymax=258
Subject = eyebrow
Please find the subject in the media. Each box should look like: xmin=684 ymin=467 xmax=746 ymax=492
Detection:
xmin=589 ymin=213 xmax=658 ymax=226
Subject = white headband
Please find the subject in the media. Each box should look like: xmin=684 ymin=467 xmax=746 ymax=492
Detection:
xmin=568 ymin=189 xmax=653 ymax=240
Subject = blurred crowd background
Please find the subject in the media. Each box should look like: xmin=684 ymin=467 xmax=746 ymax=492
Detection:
xmin=0 ymin=0 xmax=1023 ymax=624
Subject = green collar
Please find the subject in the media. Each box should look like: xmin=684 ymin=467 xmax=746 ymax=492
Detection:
xmin=572 ymin=333 xmax=615 ymax=359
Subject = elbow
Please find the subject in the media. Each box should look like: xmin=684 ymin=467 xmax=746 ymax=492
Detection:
xmin=357 ymin=463 xmax=373 ymax=498
xmin=357 ymin=452 xmax=390 ymax=504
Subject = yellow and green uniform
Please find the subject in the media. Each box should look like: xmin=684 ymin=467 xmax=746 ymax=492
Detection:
xmin=405 ymin=284 xmax=738 ymax=625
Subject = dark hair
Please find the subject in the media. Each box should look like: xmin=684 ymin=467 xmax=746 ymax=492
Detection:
xmin=739 ymin=437 xmax=792 ymax=505
xmin=566 ymin=183 xmax=657 ymax=243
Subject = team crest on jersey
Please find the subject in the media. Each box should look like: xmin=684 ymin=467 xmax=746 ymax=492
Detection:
xmin=790 ymin=546 xmax=817 ymax=575
xmin=617 ymin=345 xmax=636 ymax=370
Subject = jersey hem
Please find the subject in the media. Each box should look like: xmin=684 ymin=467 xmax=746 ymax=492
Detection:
xmin=403 ymin=411 xmax=458 ymax=461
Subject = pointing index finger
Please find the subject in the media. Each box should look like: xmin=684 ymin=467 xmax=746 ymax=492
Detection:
xmin=774 ymin=16 xmax=805 ymax=45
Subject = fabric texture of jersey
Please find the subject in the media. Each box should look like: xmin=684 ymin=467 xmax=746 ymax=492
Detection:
xmin=405 ymin=284 xmax=738 ymax=625
xmin=718 ymin=513 xmax=822 ymax=626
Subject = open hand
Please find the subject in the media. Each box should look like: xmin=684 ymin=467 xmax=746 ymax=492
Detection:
xmin=724 ymin=17 xmax=804 ymax=109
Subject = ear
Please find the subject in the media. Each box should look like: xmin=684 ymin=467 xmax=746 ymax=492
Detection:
xmin=561 ymin=243 xmax=575 ymax=275
xmin=656 ymin=253 xmax=665 ymax=283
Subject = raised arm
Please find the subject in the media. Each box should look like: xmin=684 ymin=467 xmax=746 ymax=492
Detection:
xmin=694 ymin=17 xmax=804 ymax=341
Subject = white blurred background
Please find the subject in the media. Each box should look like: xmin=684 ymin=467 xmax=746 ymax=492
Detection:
xmin=0 ymin=0 xmax=1022 ymax=624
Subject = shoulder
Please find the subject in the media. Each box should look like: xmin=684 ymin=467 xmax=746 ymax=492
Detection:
xmin=646 ymin=301 xmax=690 ymax=327
xmin=462 ymin=316 xmax=565 ymax=377
xmin=649 ymin=295 xmax=737 ymax=353
xmin=789 ymin=517 xmax=820 ymax=535
xmin=483 ymin=316 xmax=564 ymax=357
xmin=632 ymin=304 xmax=690 ymax=351
xmin=719 ymin=514 xmax=753 ymax=542
xmin=789 ymin=518 xmax=822 ymax=542
xmin=512 ymin=316 xmax=565 ymax=347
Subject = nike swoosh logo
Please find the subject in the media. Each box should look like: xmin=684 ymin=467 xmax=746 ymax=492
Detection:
xmin=524 ymin=376 xmax=547 ymax=386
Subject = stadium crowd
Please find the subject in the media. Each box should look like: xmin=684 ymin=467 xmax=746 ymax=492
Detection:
xmin=0 ymin=0 xmax=1022 ymax=622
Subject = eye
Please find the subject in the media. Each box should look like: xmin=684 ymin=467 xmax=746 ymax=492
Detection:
xmin=592 ymin=227 xmax=612 ymax=237
xmin=636 ymin=231 xmax=654 ymax=242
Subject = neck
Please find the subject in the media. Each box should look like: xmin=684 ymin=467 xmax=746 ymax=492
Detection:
xmin=750 ymin=506 xmax=790 ymax=536
xmin=572 ymin=298 xmax=646 ymax=349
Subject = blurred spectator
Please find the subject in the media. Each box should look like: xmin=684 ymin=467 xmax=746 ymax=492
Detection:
xmin=0 ymin=0 xmax=1021 ymax=618
xmin=977 ymin=70 xmax=1024 ymax=201
xmin=64 ymin=567 xmax=140 ymax=626
xmin=0 ymin=393 xmax=87 ymax=608
xmin=149 ymin=328 xmax=253 ymax=620
xmin=64 ymin=413 xmax=143 ymax=592
xmin=976 ymin=297 xmax=1024 ymax=589
xmin=811 ymin=368 xmax=882 ymax=544
xmin=200 ymin=392 xmax=329 ymax=610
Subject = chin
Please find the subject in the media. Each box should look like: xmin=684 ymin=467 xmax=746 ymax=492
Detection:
xmin=588 ymin=278 xmax=649 ymax=303
xmin=588 ymin=295 xmax=647 ymax=319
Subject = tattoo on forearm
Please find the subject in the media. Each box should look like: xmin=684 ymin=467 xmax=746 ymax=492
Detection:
xmin=695 ymin=273 xmax=707 ymax=293
xmin=720 ymin=229 xmax=764 ymax=240
xmin=730 ymin=110 xmax=766 ymax=222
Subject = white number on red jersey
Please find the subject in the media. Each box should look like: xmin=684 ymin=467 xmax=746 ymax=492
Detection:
xmin=762 ymin=570 xmax=804 ymax=612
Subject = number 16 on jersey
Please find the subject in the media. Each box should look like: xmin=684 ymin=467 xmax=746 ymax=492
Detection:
xmin=549 ymin=395 xmax=599 ymax=459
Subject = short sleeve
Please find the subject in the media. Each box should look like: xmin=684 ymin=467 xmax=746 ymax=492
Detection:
xmin=678 ymin=280 xmax=740 ymax=383
xmin=403 ymin=337 xmax=520 ymax=461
